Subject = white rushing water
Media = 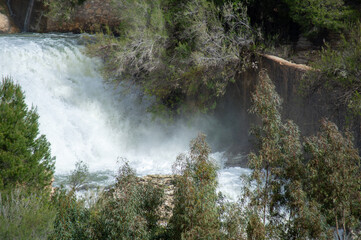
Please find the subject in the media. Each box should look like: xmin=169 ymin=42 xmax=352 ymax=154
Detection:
xmin=0 ymin=33 xmax=248 ymax=200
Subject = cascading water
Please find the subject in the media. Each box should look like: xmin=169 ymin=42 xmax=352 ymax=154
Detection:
xmin=0 ymin=33 xmax=248 ymax=200
xmin=6 ymin=0 xmax=14 ymax=17
xmin=23 ymin=0 xmax=35 ymax=32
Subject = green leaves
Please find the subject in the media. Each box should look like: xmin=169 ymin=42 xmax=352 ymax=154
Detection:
xmin=248 ymin=71 xmax=361 ymax=238
xmin=0 ymin=188 xmax=56 ymax=240
xmin=305 ymin=119 xmax=361 ymax=238
xmin=169 ymin=133 xmax=221 ymax=240
xmin=0 ymin=77 xmax=55 ymax=191
xmin=284 ymin=0 xmax=352 ymax=37
xmin=86 ymin=0 xmax=257 ymax=116
xmin=302 ymin=23 xmax=361 ymax=116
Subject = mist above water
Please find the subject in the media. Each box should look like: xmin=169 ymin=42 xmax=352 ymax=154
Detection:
xmin=0 ymin=33 xmax=247 ymax=199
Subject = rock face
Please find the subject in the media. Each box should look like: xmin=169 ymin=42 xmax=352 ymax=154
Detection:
xmin=0 ymin=13 xmax=10 ymax=32
xmin=140 ymin=175 xmax=176 ymax=225
xmin=46 ymin=0 xmax=121 ymax=33
xmin=0 ymin=0 xmax=45 ymax=32
xmin=1 ymin=0 xmax=121 ymax=33
xmin=0 ymin=2 xmax=19 ymax=33
xmin=219 ymin=53 xmax=361 ymax=167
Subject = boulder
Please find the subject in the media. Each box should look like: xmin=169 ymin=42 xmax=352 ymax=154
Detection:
xmin=0 ymin=13 xmax=10 ymax=32
xmin=0 ymin=12 xmax=19 ymax=33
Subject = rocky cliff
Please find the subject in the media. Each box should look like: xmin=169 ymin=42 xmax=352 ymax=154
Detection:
xmin=220 ymin=54 xmax=361 ymax=167
xmin=1 ymin=0 xmax=121 ymax=33
xmin=0 ymin=0 xmax=19 ymax=33
xmin=46 ymin=0 xmax=121 ymax=33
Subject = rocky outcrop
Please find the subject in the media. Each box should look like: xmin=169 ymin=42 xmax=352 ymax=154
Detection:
xmin=0 ymin=1 xmax=19 ymax=33
xmin=220 ymin=53 xmax=361 ymax=167
xmin=46 ymin=0 xmax=121 ymax=33
xmin=1 ymin=0 xmax=121 ymax=33
xmin=140 ymin=175 xmax=175 ymax=225
xmin=0 ymin=0 xmax=46 ymax=32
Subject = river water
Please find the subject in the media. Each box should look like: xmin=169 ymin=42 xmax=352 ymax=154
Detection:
xmin=0 ymin=33 xmax=248 ymax=200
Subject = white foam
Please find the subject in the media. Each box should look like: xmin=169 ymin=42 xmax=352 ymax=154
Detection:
xmin=0 ymin=33 xmax=248 ymax=199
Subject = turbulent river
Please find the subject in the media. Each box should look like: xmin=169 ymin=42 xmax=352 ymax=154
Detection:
xmin=0 ymin=33 xmax=248 ymax=200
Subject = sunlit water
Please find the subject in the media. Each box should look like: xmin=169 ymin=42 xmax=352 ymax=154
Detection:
xmin=0 ymin=33 xmax=249 ymax=200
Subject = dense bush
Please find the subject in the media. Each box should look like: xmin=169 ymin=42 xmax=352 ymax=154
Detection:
xmin=0 ymin=77 xmax=55 ymax=191
xmin=86 ymin=0 xmax=258 ymax=116
xmin=302 ymin=23 xmax=361 ymax=116
xmin=168 ymin=133 xmax=221 ymax=239
xmin=49 ymin=161 xmax=164 ymax=240
xmin=0 ymin=188 xmax=56 ymax=240
xmin=49 ymin=189 xmax=91 ymax=240
xmin=91 ymin=162 xmax=164 ymax=240
xmin=284 ymin=0 xmax=357 ymax=38
xmin=244 ymin=0 xmax=360 ymax=43
xmin=44 ymin=0 xmax=87 ymax=22
xmin=245 ymin=70 xmax=361 ymax=239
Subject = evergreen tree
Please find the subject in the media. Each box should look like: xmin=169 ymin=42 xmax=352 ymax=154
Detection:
xmin=0 ymin=77 xmax=55 ymax=190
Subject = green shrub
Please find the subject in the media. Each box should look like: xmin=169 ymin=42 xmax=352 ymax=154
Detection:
xmin=0 ymin=188 xmax=56 ymax=240
xmin=49 ymin=188 xmax=91 ymax=240
xmin=168 ymin=133 xmax=221 ymax=240
xmin=284 ymin=0 xmax=357 ymax=39
xmin=302 ymin=23 xmax=361 ymax=116
xmin=91 ymin=162 xmax=164 ymax=240
xmin=246 ymin=71 xmax=331 ymax=239
xmin=68 ymin=160 xmax=89 ymax=191
xmin=86 ymin=0 xmax=257 ymax=116
xmin=0 ymin=77 xmax=55 ymax=191
xmin=44 ymin=0 xmax=87 ymax=22
xmin=305 ymin=119 xmax=361 ymax=239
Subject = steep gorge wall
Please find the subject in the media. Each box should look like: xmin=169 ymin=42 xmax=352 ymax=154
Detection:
xmin=220 ymin=55 xmax=361 ymax=167
xmin=46 ymin=0 xmax=121 ymax=33
xmin=0 ymin=0 xmax=19 ymax=33
xmin=1 ymin=0 xmax=47 ymax=32
xmin=1 ymin=0 xmax=121 ymax=33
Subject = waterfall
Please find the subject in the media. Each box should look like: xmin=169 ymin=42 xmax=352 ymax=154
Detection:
xmin=6 ymin=0 xmax=14 ymax=16
xmin=0 ymin=33 xmax=247 ymax=199
xmin=23 ymin=0 xmax=35 ymax=32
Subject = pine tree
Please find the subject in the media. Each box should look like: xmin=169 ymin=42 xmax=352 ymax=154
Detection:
xmin=0 ymin=77 xmax=55 ymax=190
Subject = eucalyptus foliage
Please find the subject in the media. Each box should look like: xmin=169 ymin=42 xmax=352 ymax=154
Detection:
xmin=305 ymin=119 xmax=361 ymax=240
xmin=168 ymin=133 xmax=221 ymax=240
xmin=245 ymin=71 xmax=341 ymax=239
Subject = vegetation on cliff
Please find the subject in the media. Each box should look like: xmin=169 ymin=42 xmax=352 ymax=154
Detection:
xmin=44 ymin=0 xmax=361 ymax=119
xmin=242 ymin=71 xmax=361 ymax=239
xmin=302 ymin=23 xmax=361 ymax=116
xmin=85 ymin=0 xmax=258 ymax=116
xmin=78 ymin=0 xmax=360 ymax=117
xmin=44 ymin=0 xmax=87 ymax=22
